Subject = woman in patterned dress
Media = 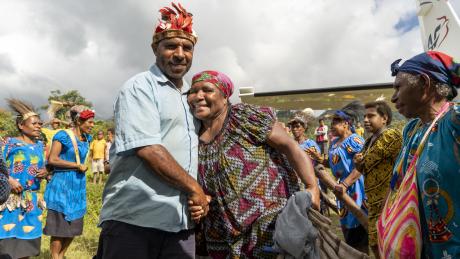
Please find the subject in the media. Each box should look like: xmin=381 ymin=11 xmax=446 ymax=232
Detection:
xmin=186 ymin=70 xmax=319 ymax=258
xmin=384 ymin=51 xmax=460 ymax=258
xmin=353 ymin=101 xmax=402 ymax=258
xmin=0 ymin=99 xmax=48 ymax=259
xmin=43 ymin=105 xmax=94 ymax=259
xmin=310 ymin=101 xmax=368 ymax=253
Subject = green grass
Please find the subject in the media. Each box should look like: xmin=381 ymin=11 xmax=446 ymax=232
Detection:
xmin=33 ymin=175 xmax=105 ymax=259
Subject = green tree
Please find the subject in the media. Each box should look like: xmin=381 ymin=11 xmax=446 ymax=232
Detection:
xmin=0 ymin=109 xmax=18 ymax=138
xmin=41 ymin=90 xmax=93 ymax=122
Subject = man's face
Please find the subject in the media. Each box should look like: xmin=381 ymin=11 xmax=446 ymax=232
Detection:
xmin=153 ymin=37 xmax=194 ymax=82
xmin=364 ymin=107 xmax=387 ymax=134
xmin=391 ymin=72 xmax=425 ymax=119
xmin=97 ymin=131 xmax=104 ymax=140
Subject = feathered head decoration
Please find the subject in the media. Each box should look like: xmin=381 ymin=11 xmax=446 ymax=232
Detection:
xmin=7 ymin=98 xmax=39 ymax=122
xmin=68 ymin=105 xmax=95 ymax=122
xmin=152 ymin=3 xmax=197 ymax=46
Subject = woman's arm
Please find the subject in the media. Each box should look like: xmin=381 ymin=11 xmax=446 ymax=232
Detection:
xmin=267 ymin=122 xmax=320 ymax=209
xmin=48 ymin=140 xmax=87 ymax=172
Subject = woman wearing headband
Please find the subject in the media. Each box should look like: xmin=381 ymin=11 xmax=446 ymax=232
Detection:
xmin=43 ymin=105 xmax=94 ymax=259
xmin=187 ymin=70 xmax=319 ymax=258
xmin=378 ymin=51 xmax=460 ymax=258
xmin=0 ymin=99 xmax=47 ymax=258
xmin=311 ymin=101 xmax=368 ymax=253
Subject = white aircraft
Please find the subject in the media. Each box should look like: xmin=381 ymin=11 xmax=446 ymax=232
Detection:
xmin=240 ymin=0 xmax=460 ymax=111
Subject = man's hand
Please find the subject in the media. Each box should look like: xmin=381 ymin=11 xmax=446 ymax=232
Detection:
xmin=188 ymin=194 xmax=211 ymax=223
xmin=9 ymin=178 xmax=23 ymax=193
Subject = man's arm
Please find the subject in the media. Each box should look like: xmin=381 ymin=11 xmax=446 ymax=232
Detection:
xmin=136 ymin=144 xmax=209 ymax=214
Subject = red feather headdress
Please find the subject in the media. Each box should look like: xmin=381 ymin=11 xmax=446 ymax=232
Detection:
xmin=153 ymin=3 xmax=197 ymax=45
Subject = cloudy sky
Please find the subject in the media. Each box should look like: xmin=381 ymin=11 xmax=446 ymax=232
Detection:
xmin=0 ymin=0 xmax=459 ymax=119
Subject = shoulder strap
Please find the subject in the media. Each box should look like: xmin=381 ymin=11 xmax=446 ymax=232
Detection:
xmin=64 ymin=129 xmax=81 ymax=165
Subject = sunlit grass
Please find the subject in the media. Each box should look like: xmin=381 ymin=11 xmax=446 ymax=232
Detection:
xmin=33 ymin=173 xmax=105 ymax=259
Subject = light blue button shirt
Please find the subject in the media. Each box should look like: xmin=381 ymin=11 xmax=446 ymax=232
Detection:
xmin=99 ymin=64 xmax=199 ymax=232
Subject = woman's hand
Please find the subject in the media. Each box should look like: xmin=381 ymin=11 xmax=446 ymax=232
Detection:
xmin=308 ymin=190 xmax=320 ymax=210
xmin=353 ymin=153 xmax=364 ymax=166
xmin=8 ymin=178 xmax=23 ymax=193
xmin=35 ymin=168 xmax=48 ymax=178
xmin=77 ymin=164 xmax=88 ymax=173
xmin=333 ymin=183 xmax=347 ymax=196
xmin=188 ymin=195 xmax=211 ymax=223
xmin=306 ymin=148 xmax=323 ymax=163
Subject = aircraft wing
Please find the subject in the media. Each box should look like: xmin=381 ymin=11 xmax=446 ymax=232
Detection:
xmin=240 ymin=83 xmax=394 ymax=110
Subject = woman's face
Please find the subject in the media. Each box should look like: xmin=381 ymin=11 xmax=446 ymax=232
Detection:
xmin=364 ymin=107 xmax=387 ymax=133
xmin=19 ymin=116 xmax=42 ymax=138
xmin=188 ymin=81 xmax=227 ymax=121
xmin=290 ymin=122 xmax=305 ymax=140
xmin=391 ymin=72 xmax=425 ymax=118
xmin=330 ymin=117 xmax=348 ymax=137
xmin=78 ymin=117 xmax=94 ymax=134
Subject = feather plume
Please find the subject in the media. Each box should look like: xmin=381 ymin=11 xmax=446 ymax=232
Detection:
xmin=375 ymin=94 xmax=386 ymax=101
xmin=340 ymin=101 xmax=365 ymax=124
xmin=47 ymin=100 xmax=64 ymax=121
xmin=6 ymin=98 xmax=37 ymax=118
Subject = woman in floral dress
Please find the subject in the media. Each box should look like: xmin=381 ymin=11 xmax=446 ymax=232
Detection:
xmin=0 ymin=99 xmax=47 ymax=258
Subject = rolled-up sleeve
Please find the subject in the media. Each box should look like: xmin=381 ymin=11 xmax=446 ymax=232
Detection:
xmin=114 ymin=77 xmax=162 ymax=154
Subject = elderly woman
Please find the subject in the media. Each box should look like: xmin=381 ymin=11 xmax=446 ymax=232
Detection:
xmin=353 ymin=101 xmax=402 ymax=258
xmin=44 ymin=105 xmax=94 ymax=259
xmin=186 ymin=70 xmax=319 ymax=258
xmin=379 ymin=51 xmax=460 ymax=258
xmin=310 ymin=102 xmax=368 ymax=252
xmin=0 ymin=99 xmax=47 ymax=258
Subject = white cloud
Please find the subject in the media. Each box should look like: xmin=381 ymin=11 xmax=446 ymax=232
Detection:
xmin=0 ymin=0 xmax=459 ymax=118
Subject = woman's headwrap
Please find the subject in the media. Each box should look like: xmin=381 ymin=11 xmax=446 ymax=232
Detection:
xmin=391 ymin=51 xmax=460 ymax=98
xmin=69 ymin=105 xmax=95 ymax=121
xmin=153 ymin=2 xmax=197 ymax=46
xmin=192 ymin=70 xmax=234 ymax=98
xmin=333 ymin=101 xmax=365 ymax=134
xmin=6 ymin=98 xmax=39 ymax=122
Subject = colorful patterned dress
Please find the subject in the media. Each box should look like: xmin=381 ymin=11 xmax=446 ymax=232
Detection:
xmin=356 ymin=128 xmax=402 ymax=247
xmin=44 ymin=130 xmax=91 ymax=221
xmin=389 ymin=104 xmax=460 ymax=258
xmin=0 ymin=138 xmax=45 ymax=241
xmin=328 ymin=133 xmax=367 ymax=229
xmin=299 ymin=139 xmax=321 ymax=160
xmin=198 ymin=103 xmax=302 ymax=258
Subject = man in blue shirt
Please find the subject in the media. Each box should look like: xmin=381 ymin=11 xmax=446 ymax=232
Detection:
xmin=95 ymin=3 xmax=209 ymax=258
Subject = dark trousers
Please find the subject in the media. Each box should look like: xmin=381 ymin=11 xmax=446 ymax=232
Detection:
xmin=94 ymin=220 xmax=195 ymax=259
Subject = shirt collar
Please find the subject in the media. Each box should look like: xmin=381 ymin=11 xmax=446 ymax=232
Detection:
xmin=149 ymin=64 xmax=190 ymax=92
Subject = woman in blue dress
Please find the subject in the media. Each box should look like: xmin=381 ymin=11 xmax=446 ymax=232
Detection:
xmin=313 ymin=101 xmax=368 ymax=252
xmin=0 ymin=99 xmax=48 ymax=258
xmin=44 ymin=105 xmax=94 ymax=259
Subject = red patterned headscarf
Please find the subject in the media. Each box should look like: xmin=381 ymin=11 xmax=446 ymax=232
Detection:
xmin=192 ymin=70 xmax=234 ymax=98
xmin=153 ymin=2 xmax=197 ymax=46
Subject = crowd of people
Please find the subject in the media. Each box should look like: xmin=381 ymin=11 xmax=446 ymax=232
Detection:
xmin=0 ymin=2 xmax=459 ymax=259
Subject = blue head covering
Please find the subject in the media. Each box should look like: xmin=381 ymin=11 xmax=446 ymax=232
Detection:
xmin=333 ymin=110 xmax=356 ymax=133
xmin=391 ymin=51 xmax=460 ymax=99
